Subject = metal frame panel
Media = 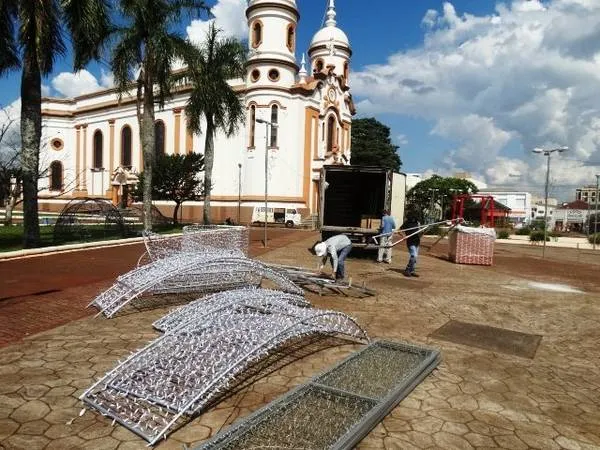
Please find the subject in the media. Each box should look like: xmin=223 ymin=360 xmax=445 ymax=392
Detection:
xmin=198 ymin=340 xmax=440 ymax=450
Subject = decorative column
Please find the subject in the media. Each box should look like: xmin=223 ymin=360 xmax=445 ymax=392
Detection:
xmin=173 ymin=109 xmax=182 ymax=155
xmin=81 ymin=124 xmax=88 ymax=192
xmin=186 ymin=116 xmax=194 ymax=154
xmin=75 ymin=125 xmax=81 ymax=192
xmin=107 ymin=119 xmax=115 ymax=197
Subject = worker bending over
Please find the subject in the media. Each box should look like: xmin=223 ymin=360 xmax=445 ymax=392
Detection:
xmin=312 ymin=234 xmax=353 ymax=281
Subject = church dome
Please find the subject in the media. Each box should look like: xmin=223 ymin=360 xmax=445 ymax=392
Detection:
xmin=309 ymin=0 xmax=350 ymax=51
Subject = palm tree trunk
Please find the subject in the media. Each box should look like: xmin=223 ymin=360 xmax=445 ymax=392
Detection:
xmin=173 ymin=201 xmax=181 ymax=226
xmin=203 ymin=115 xmax=215 ymax=224
xmin=20 ymin=57 xmax=42 ymax=248
xmin=139 ymin=70 xmax=155 ymax=231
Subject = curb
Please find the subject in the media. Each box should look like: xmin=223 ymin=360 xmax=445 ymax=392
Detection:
xmin=0 ymin=236 xmax=172 ymax=262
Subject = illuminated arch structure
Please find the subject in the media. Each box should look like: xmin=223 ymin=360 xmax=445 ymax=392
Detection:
xmin=81 ymin=288 xmax=369 ymax=445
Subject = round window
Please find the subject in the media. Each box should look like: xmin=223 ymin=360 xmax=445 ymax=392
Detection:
xmin=51 ymin=138 xmax=64 ymax=151
xmin=268 ymin=69 xmax=280 ymax=82
xmin=251 ymin=69 xmax=260 ymax=82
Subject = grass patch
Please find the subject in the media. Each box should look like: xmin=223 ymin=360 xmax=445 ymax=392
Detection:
xmin=0 ymin=223 xmax=184 ymax=253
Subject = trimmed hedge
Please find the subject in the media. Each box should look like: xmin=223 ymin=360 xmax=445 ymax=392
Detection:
xmin=497 ymin=230 xmax=510 ymax=239
xmin=530 ymin=231 xmax=550 ymax=242
xmin=589 ymin=233 xmax=600 ymax=245
xmin=515 ymin=227 xmax=531 ymax=235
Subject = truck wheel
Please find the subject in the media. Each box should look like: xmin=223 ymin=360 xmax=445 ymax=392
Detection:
xmin=285 ymin=220 xmax=294 ymax=228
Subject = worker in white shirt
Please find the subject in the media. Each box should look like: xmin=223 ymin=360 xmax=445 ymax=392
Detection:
xmin=312 ymin=234 xmax=353 ymax=281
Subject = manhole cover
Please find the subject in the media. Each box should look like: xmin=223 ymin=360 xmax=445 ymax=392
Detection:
xmin=430 ymin=320 xmax=542 ymax=359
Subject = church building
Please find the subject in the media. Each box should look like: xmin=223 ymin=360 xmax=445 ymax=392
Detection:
xmin=39 ymin=0 xmax=355 ymax=222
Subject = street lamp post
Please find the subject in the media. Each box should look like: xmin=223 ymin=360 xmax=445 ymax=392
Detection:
xmin=237 ymin=163 xmax=242 ymax=225
xmin=532 ymin=146 xmax=568 ymax=258
xmin=256 ymin=118 xmax=278 ymax=247
xmin=594 ymin=174 xmax=600 ymax=249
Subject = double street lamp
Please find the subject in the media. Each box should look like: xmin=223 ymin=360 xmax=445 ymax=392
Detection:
xmin=532 ymin=146 xmax=568 ymax=258
xmin=256 ymin=118 xmax=278 ymax=247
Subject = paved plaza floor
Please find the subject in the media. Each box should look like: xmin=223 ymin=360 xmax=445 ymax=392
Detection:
xmin=1 ymin=233 xmax=599 ymax=449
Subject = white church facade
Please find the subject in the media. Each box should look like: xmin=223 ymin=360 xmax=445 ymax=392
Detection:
xmin=39 ymin=0 xmax=355 ymax=223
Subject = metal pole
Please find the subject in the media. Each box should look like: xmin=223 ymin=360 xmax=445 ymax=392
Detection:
xmin=237 ymin=163 xmax=242 ymax=225
xmin=542 ymin=152 xmax=551 ymax=258
xmin=594 ymin=174 xmax=599 ymax=249
xmin=264 ymin=123 xmax=269 ymax=248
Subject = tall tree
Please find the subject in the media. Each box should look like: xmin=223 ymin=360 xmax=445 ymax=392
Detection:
xmin=133 ymin=153 xmax=205 ymax=225
xmin=350 ymin=117 xmax=402 ymax=172
xmin=183 ymin=24 xmax=246 ymax=225
xmin=110 ymin=0 xmax=210 ymax=231
xmin=0 ymin=0 xmax=110 ymax=248
xmin=406 ymin=175 xmax=478 ymax=222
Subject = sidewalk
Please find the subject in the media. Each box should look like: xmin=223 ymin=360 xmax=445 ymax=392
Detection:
xmin=498 ymin=235 xmax=596 ymax=250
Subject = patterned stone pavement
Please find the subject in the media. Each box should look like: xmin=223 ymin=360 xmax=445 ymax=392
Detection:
xmin=1 ymin=236 xmax=599 ymax=449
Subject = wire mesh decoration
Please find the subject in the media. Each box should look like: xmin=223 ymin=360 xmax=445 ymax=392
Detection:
xmin=81 ymin=288 xmax=369 ymax=445
xmin=89 ymin=254 xmax=303 ymax=318
xmin=53 ymin=197 xmax=129 ymax=244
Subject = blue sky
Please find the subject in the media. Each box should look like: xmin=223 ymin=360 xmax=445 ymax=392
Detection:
xmin=2 ymin=0 xmax=600 ymax=200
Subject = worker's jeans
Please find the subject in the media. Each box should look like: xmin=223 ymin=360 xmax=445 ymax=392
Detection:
xmin=405 ymin=245 xmax=419 ymax=274
xmin=336 ymin=244 xmax=353 ymax=280
xmin=377 ymin=235 xmax=393 ymax=263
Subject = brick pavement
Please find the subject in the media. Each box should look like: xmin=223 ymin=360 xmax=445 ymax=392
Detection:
xmin=0 ymin=228 xmax=315 ymax=347
xmin=0 ymin=236 xmax=599 ymax=449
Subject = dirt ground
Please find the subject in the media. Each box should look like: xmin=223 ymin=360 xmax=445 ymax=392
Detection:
xmin=0 ymin=233 xmax=599 ymax=449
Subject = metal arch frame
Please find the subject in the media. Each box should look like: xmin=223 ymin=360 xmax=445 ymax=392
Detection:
xmin=81 ymin=293 xmax=369 ymax=445
xmin=153 ymin=288 xmax=311 ymax=333
xmin=89 ymin=254 xmax=303 ymax=318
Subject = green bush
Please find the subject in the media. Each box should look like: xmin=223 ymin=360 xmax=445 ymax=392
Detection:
xmin=497 ymin=230 xmax=510 ymax=239
xmin=515 ymin=226 xmax=531 ymax=235
xmin=530 ymin=231 xmax=549 ymax=242
xmin=589 ymin=233 xmax=600 ymax=245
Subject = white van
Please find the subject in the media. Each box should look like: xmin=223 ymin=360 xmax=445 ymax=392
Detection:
xmin=251 ymin=206 xmax=302 ymax=228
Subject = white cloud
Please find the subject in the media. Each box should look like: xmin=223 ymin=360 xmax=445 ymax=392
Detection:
xmin=51 ymin=70 xmax=102 ymax=98
xmin=50 ymin=69 xmax=115 ymax=98
xmin=187 ymin=0 xmax=248 ymax=44
xmin=353 ymin=0 xmax=600 ymax=195
xmin=396 ymin=134 xmax=409 ymax=146
xmin=0 ymin=99 xmax=21 ymax=154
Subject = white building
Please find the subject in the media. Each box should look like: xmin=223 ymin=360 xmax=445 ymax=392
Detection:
xmin=575 ymin=185 xmax=599 ymax=207
xmin=405 ymin=173 xmax=423 ymax=191
xmin=478 ymin=190 xmax=532 ymax=224
xmin=38 ymin=0 xmax=355 ymax=223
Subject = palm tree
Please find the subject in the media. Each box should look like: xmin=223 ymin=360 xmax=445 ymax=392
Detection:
xmin=0 ymin=0 xmax=110 ymax=248
xmin=184 ymin=24 xmax=246 ymax=225
xmin=110 ymin=0 xmax=210 ymax=231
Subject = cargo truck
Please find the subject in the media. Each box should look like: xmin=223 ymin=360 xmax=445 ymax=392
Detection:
xmin=319 ymin=165 xmax=407 ymax=248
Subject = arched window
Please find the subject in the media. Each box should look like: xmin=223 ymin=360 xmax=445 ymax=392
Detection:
xmin=121 ymin=125 xmax=132 ymax=167
xmin=249 ymin=105 xmax=256 ymax=148
xmin=343 ymin=62 xmax=349 ymax=82
xmin=154 ymin=120 xmax=165 ymax=158
xmin=49 ymin=161 xmax=63 ymax=191
xmin=286 ymin=24 xmax=296 ymax=52
xmin=93 ymin=130 xmax=103 ymax=169
xmin=270 ymin=105 xmax=279 ymax=148
xmin=252 ymin=21 xmax=262 ymax=48
xmin=326 ymin=115 xmax=336 ymax=154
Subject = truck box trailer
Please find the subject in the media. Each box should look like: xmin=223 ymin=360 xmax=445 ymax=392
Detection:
xmin=319 ymin=165 xmax=407 ymax=248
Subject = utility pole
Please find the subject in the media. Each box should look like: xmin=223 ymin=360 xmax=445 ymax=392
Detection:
xmin=532 ymin=146 xmax=568 ymax=258
xmin=594 ymin=174 xmax=599 ymax=249
xmin=256 ymin=118 xmax=277 ymax=247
